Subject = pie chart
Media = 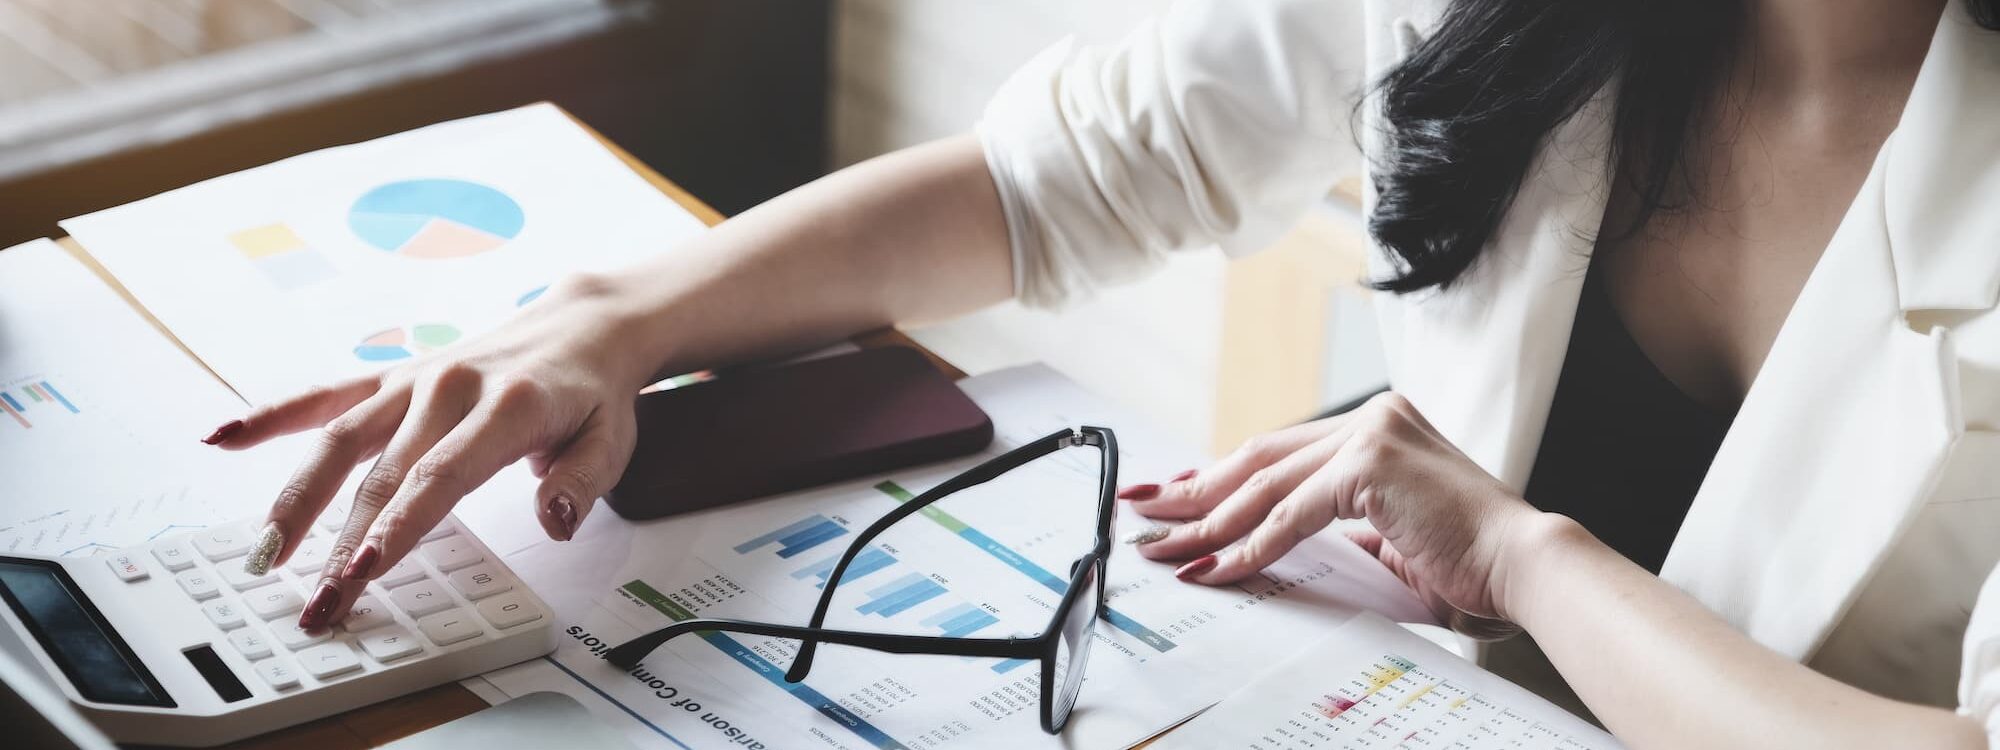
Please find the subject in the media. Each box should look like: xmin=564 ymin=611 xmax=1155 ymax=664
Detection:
xmin=348 ymin=179 xmax=524 ymax=258
xmin=354 ymin=324 xmax=462 ymax=361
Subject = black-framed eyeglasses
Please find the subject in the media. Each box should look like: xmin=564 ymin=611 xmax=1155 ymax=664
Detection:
xmin=605 ymin=425 xmax=1118 ymax=734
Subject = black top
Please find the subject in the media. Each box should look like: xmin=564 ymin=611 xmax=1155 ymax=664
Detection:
xmin=1522 ymin=263 xmax=1735 ymax=573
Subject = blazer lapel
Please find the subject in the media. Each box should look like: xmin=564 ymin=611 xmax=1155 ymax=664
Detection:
xmin=1659 ymin=4 xmax=1998 ymax=659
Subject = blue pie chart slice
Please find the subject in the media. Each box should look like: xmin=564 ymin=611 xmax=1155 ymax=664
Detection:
xmin=349 ymin=179 xmax=524 ymax=258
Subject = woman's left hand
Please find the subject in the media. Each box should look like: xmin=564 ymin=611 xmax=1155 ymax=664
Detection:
xmin=1122 ymin=392 xmax=1556 ymax=632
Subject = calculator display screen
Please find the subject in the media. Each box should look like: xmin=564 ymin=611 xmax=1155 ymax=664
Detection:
xmin=0 ymin=558 xmax=173 ymax=707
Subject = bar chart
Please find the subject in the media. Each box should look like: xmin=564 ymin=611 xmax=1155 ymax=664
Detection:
xmin=920 ymin=603 xmax=1000 ymax=638
xmin=735 ymin=514 xmax=850 ymax=559
xmin=791 ymin=546 xmax=897 ymax=588
xmin=873 ymin=480 xmax=1178 ymax=653
xmin=856 ymin=572 xmax=948 ymax=618
xmin=0 ymin=378 xmax=79 ymax=429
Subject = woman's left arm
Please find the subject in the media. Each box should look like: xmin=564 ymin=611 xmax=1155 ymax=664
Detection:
xmin=1505 ymin=513 xmax=1983 ymax=749
xmin=1125 ymin=392 xmax=1985 ymax=750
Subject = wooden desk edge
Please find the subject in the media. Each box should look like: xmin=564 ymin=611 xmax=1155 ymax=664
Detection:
xmin=50 ymin=102 xmax=960 ymax=748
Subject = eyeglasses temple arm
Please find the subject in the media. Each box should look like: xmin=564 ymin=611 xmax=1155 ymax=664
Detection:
xmin=603 ymin=618 xmax=1040 ymax=672
xmin=784 ymin=427 xmax=1083 ymax=683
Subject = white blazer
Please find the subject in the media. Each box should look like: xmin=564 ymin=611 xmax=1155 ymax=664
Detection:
xmin=978 ymin=0 xmax=2000 ymax=739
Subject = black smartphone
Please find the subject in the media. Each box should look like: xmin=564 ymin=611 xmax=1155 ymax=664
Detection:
xmin=603 ymin=346 xmax=994 ymax=520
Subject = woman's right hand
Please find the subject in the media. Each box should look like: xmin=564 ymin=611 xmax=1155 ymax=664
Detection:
xmin=209 ymin=273 xmax=661 ymax=631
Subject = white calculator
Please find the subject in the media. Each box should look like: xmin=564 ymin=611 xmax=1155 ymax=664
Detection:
xmin=0 ymin=514 xmax=555 ymax=747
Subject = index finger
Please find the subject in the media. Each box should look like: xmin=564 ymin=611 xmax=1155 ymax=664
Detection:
xmin=210 ymin=375 xmax=381 ymax=449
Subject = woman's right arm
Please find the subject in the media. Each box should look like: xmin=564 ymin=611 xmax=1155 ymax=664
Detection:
xmin=603 ymin=134 xmax=1014 ymax=378
xmin=221 ymin=134 xmax=1014 ymax=630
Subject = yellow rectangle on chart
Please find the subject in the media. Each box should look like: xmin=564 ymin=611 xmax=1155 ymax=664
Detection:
xmin=229 ymin=224 xmax=307 ymax=258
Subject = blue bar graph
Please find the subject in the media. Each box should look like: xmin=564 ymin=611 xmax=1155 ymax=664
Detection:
xmin=734 ymin=514 xmax=849 ymax=559
xmin=856 ymin=572 xmax=947 ymax=617
xmin=791 ymin=546 xmax=896 ymax=588
xmin=992 ymin=659 xmax=1032 ymax=674
xmin=920 ymin=603 xmax=999 ymax=638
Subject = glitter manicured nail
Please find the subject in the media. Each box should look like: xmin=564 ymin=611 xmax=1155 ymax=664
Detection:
xmin=1123 ymin=525 xmax=1171 ymax=545
xmin=242 ymin=522 xmax=283 ymax=576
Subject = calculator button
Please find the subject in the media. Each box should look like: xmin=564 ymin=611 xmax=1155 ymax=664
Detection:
xmin=375 ymin=558 xmax=426 ymax=588
xmin=151 ymin=541 xmax=196 ymax=572
xmin=256 ymin=659 xmax=300 ymax=690
xmin=221 ymin=564 xmax=278 ymax=592
xmin=273 ymin=622 xmax=330 ymax=650
xmin=358 ymin=626 xmax=422 ymax=662
xmin=416 ymin=609 xmax=483 ymax=646
xmin=421 ymin=518 xmax=457 ymax=543
xmin=228 ymin=628 xmax=273 ymax=660
xmin=298 ymin=642 xmax=361 ymax=679
xmin=342 ymin=595 xmax=394 ymax=632
xmin=390 ymin=579 xmax=453 ymax=618
xmin=419 ymin=536 xmax=482 ymax=572
xmin=245 ymin=584 xmax=304 ymax=620
xmin=476 ymin=592 xmax=542 ymax=630
xmin=175 ymin=570 xmax=221 ymax=601
xmin=285 ymin=537 xmax=330 ymax=575
xmin=106 ymin=554 xmax=147 ymax=582
xmin=446 ymin=564 xmax=513 ymax=601
xmin=192 ymin=523 xmax=254 ymax=561
xmin=202 ymin=600 xmax=247 ymax=630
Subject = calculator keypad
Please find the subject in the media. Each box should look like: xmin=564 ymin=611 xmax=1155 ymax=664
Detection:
xmin=103 ymin=514 xmax=543 ymax=702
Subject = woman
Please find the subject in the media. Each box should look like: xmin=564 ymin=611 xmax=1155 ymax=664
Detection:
xmin=212 ymin=0 xmax=2000 ymax=746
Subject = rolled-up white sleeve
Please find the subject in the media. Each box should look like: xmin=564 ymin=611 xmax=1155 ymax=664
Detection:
xmin=978 ymin=0 xmax=1370 ymax=309
xmin=1962 ymin=564 xmax=2000 ymax=744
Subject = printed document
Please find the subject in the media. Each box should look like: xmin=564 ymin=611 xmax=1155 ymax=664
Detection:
xmin=476 ymin=364 xmax=1440 ymax=750
xmin=1155 ymin=612 xmax=1623 ymax=749
xmin=0 ymin=239 xmax=296 ymax=555
xmin=62 ymin=103 xmax=709 ymax=405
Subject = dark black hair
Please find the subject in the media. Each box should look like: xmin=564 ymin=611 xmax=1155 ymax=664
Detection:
xmin=1367 ymin=1 xmax=2000 ymax=294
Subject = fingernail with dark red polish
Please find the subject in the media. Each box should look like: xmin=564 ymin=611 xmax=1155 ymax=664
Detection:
xmin=1116 ymin=483 xmax=1161 ymax=501
xmin=550 ymin=496 xmax=577 ymax=541
xmin=1175 ymin=555 xmax=1218 ymax=582
xmin=299 ymin=583 xmax=338 ymax=631
xmin=201 ymin=419 xmax=244 ymax=445
xmin=1170 ymin=469 xmax=1198 ymax=483
xmin=342 ymin=543 xmax=379 ymax=580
